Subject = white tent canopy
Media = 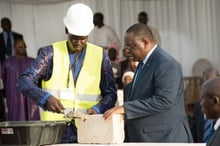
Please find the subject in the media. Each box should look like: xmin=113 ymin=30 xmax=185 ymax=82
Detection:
xmin=0 ymin=0 xmax=219 ymax=76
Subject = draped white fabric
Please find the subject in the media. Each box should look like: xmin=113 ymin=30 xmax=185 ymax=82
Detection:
xmin=0 ymin=0 xmax=219 ymax=76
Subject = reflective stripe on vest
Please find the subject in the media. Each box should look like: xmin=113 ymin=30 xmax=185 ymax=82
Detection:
xmin=41 ymin=41 xmax=102 ymax=121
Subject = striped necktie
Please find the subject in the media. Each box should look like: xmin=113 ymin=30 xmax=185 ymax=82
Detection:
xmin=203 ymin=118 xmax=215 ymax=143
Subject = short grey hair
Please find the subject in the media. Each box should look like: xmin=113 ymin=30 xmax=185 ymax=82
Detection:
xmin=126 ymin=23 xmax=154 ymax=42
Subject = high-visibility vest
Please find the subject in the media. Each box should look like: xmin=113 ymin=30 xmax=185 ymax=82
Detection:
xmin=41 ymin=41 xmax=103 ymax=121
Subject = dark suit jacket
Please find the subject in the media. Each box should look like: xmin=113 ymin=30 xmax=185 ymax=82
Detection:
xmin=190 ymin=102 xmax=205 ymax=142
xmin=124 ymin=46 xmax=193 ymax=142
xmin=0 ymin=31 xmax=23 ymax=63
xmin=207 ymin=126 xmax=220 ymax=146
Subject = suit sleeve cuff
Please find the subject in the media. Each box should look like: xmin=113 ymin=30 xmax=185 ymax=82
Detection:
xmin=92 ymin=106 xmax=101 ymax=114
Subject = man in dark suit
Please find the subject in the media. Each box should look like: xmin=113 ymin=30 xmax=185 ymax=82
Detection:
xmin=190 ymin=67 xmax=219 ymax=143
xmin=200 ymin=77 xmax=220 ymax=146
xmin=0 ymin=17 xmax=23 ymax=64
xmin=0 ymin=17 xmax=23 ymax=121
xmin=104 ymin=23 xmax=193 ymax=142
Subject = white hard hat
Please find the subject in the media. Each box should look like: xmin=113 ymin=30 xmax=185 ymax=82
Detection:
xmin=63 ymin=3 xmax=94 ymax=36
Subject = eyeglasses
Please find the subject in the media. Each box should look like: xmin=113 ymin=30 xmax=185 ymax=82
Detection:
xmin=124 ymin=43 xmax=137 ymax=50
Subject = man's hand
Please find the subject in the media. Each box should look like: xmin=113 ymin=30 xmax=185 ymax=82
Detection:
xmin=46 ymin=96 xmax=65 ymax=113
xmin=103 ymin=106 xmax=125 ymax=120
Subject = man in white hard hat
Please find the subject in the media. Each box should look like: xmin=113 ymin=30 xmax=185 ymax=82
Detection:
xmin=17 ymin=3 xmax=117 ymax=143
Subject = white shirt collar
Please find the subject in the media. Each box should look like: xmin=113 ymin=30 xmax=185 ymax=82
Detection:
xmin=214 ymin=117 xmax=220 ymax=130
xmin=142 ymin=44 xmax=157 ymax=65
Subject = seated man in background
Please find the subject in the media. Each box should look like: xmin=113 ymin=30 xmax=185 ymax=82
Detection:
xmin=200 ymin=77 xmax=220 ymax=146
xmin=190 ymin=67 xmax=219 ymax=143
